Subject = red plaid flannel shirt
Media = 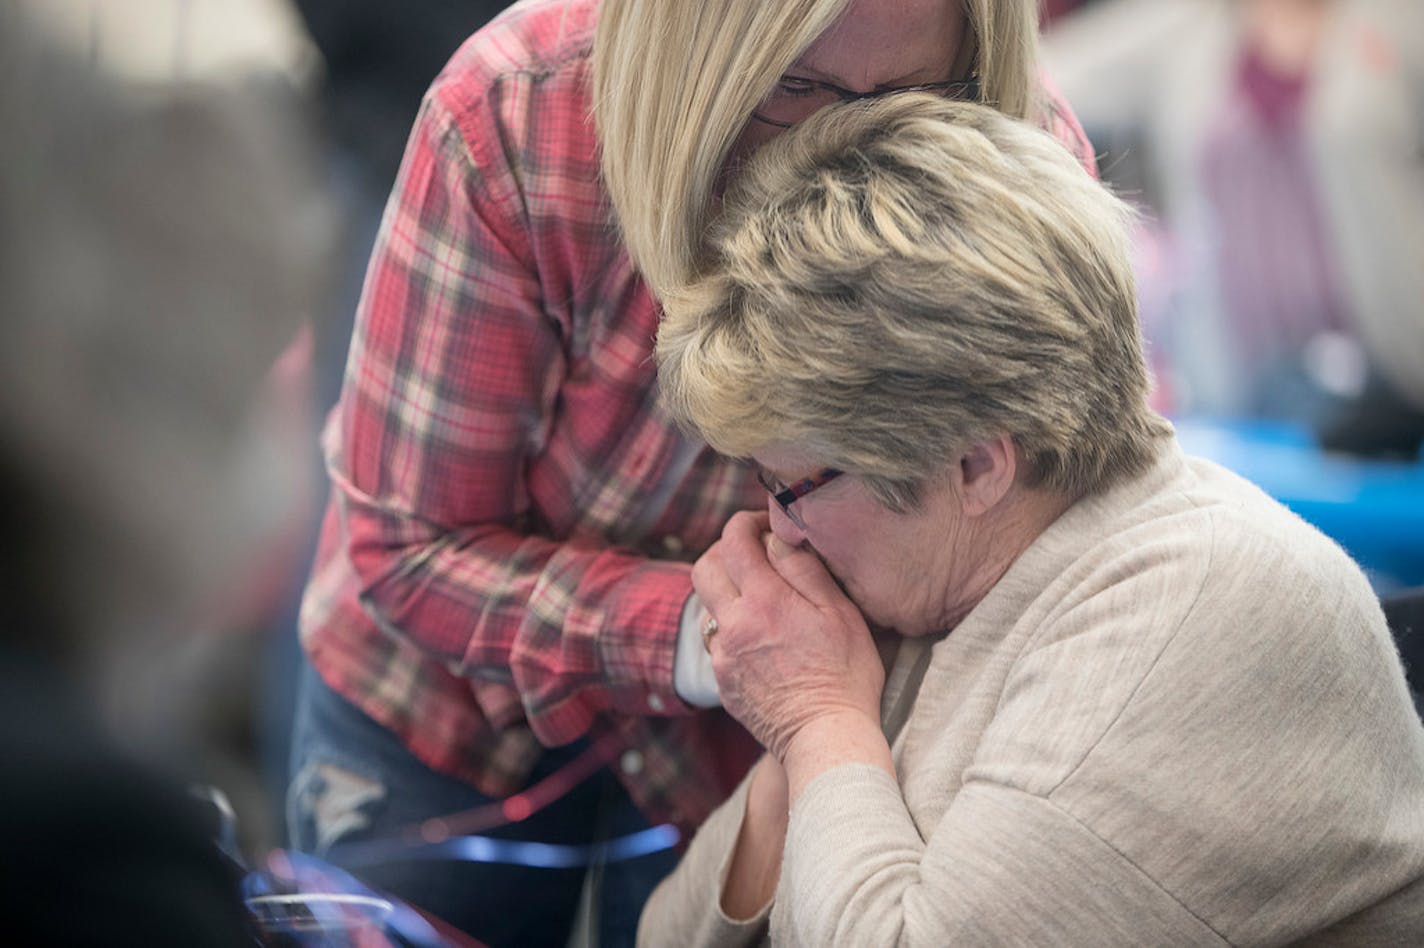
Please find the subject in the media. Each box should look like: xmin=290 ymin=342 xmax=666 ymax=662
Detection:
xmin=301 ymin=0 xmax=1098 ymax=838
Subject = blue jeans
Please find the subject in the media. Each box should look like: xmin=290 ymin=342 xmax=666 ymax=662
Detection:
xmin=286 ymin=660 xmax=679 ymax=947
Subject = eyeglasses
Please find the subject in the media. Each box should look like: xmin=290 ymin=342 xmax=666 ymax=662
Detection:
xmin=755 ymin=466 xmax=843 ymax=529
xmin=752 ymin=74 xmax=981 ymax=128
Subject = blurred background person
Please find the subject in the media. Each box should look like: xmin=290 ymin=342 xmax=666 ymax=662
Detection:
xmin=1043 ymin=0 xmax=1424 ymax=454
xmin=0 ymin=0 xmax=333 ymax=941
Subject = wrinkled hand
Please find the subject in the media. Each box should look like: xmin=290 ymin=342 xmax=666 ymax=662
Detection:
xmin=691 ymin=510 xmax=885 ymax=761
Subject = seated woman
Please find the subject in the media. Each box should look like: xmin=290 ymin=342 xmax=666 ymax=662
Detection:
xmin=641 ymin=95 xmax=1424 ymax=945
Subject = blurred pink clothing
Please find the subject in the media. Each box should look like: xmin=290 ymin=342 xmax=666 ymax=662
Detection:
xmin=1199 ymin=44 xmax=1348 ymax=372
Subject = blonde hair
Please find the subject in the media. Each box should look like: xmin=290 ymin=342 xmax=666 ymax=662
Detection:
xmin=657 ymin=95 xmax=1171 ymax=509
xmin=592 ymin=0 xmax=1043 ymax=300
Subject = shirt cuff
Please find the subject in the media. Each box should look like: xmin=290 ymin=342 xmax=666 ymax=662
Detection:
xmin=674 ymin=592 xmax=722 ymax=708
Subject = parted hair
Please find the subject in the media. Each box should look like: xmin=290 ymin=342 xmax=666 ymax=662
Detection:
xmin=592 ymin=0 xmax=1044 ymax=301
xmin=656 ymin=95 xmax=1172 ymax=510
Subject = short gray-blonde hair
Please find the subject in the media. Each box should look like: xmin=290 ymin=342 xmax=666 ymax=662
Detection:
xmin=657 ymin=95 xmax=1171 ymax=510
xmin=593 ymin=0 xmax=1045 ymax=300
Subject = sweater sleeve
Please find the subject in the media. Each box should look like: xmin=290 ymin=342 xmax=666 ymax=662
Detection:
xmin=638 ymin=775 xmax=772 ymax=948
xmin=777 ymin=765 xmax=1223 ymax=946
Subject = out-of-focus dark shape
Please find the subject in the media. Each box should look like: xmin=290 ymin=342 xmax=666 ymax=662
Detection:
xmin=291 ymin=0 xmax=512 ymax=189
xmin=1044 ymin=0 xmax=1424 ymax=456
xmin=0 ymin=650 xmax=257 ymax=947
xmin=0 ymin=1 xmax=334 ymax=941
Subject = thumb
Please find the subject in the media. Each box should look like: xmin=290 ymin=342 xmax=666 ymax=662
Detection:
xmin=764 ymin=533 xmax=849 ymax=607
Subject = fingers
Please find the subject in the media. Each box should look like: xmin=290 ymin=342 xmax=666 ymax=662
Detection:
xmin=722 ymin=510 xmax=850 ymax=610
xmin=721 ymin=510 xmax=770 ymax=554
xmin=691 ymin=542 xmax=740 ymax=614
xmin=696 ymin=511 xmax=783 ymax=627
xmin=717 ymin=510 xmax=779 ymax=590
xmin=764 ymin=532 xmax=852 ymax=609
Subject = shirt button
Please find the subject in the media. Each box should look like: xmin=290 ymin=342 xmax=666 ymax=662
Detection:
xmin=647 ymin=693 xmax=666 ymax=712
xmin=661 ymin=535 xmax=684 ymax=554
xmin=620 ymin=750 xmax=645 ymax=775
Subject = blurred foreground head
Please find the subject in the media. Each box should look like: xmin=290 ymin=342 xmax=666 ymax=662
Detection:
xmin=0 ymin=5 xmax=333 ymax=658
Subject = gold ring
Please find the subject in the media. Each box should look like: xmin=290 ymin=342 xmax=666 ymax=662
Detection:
xmin=701 ymin=616 xmax=719 ymax=649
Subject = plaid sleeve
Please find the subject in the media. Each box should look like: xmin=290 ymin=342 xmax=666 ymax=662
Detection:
xmin=329 ymin=90 xmax=690 ymax=747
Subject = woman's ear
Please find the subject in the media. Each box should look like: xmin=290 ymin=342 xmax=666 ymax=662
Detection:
xmin=957 ymin=434 xmax=1017 ymax=517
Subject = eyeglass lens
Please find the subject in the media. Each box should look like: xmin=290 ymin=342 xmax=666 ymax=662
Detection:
xmin=754 ymin=76 xmax=978 ymax=127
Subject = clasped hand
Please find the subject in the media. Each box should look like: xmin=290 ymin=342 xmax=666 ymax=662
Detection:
xmin=691 ymin=510 xmax=885 ymax=761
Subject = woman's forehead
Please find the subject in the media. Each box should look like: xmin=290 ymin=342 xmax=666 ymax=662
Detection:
xmin=794 ymin=0 xmax=966 ymax=86
xmin=752 ymin=444 xmax=824 ymax=480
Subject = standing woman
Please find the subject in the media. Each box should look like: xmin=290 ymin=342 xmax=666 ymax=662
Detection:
xmin=287 ymin=1 xmax=1096 ymax=945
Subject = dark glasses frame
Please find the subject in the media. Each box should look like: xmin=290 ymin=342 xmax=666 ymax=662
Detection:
xmin=755 ymin=466 xmax=844 ymax=528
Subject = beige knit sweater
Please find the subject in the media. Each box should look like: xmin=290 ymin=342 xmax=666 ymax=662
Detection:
xmin=638 ymin=439 xmax=1424 ymax=946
